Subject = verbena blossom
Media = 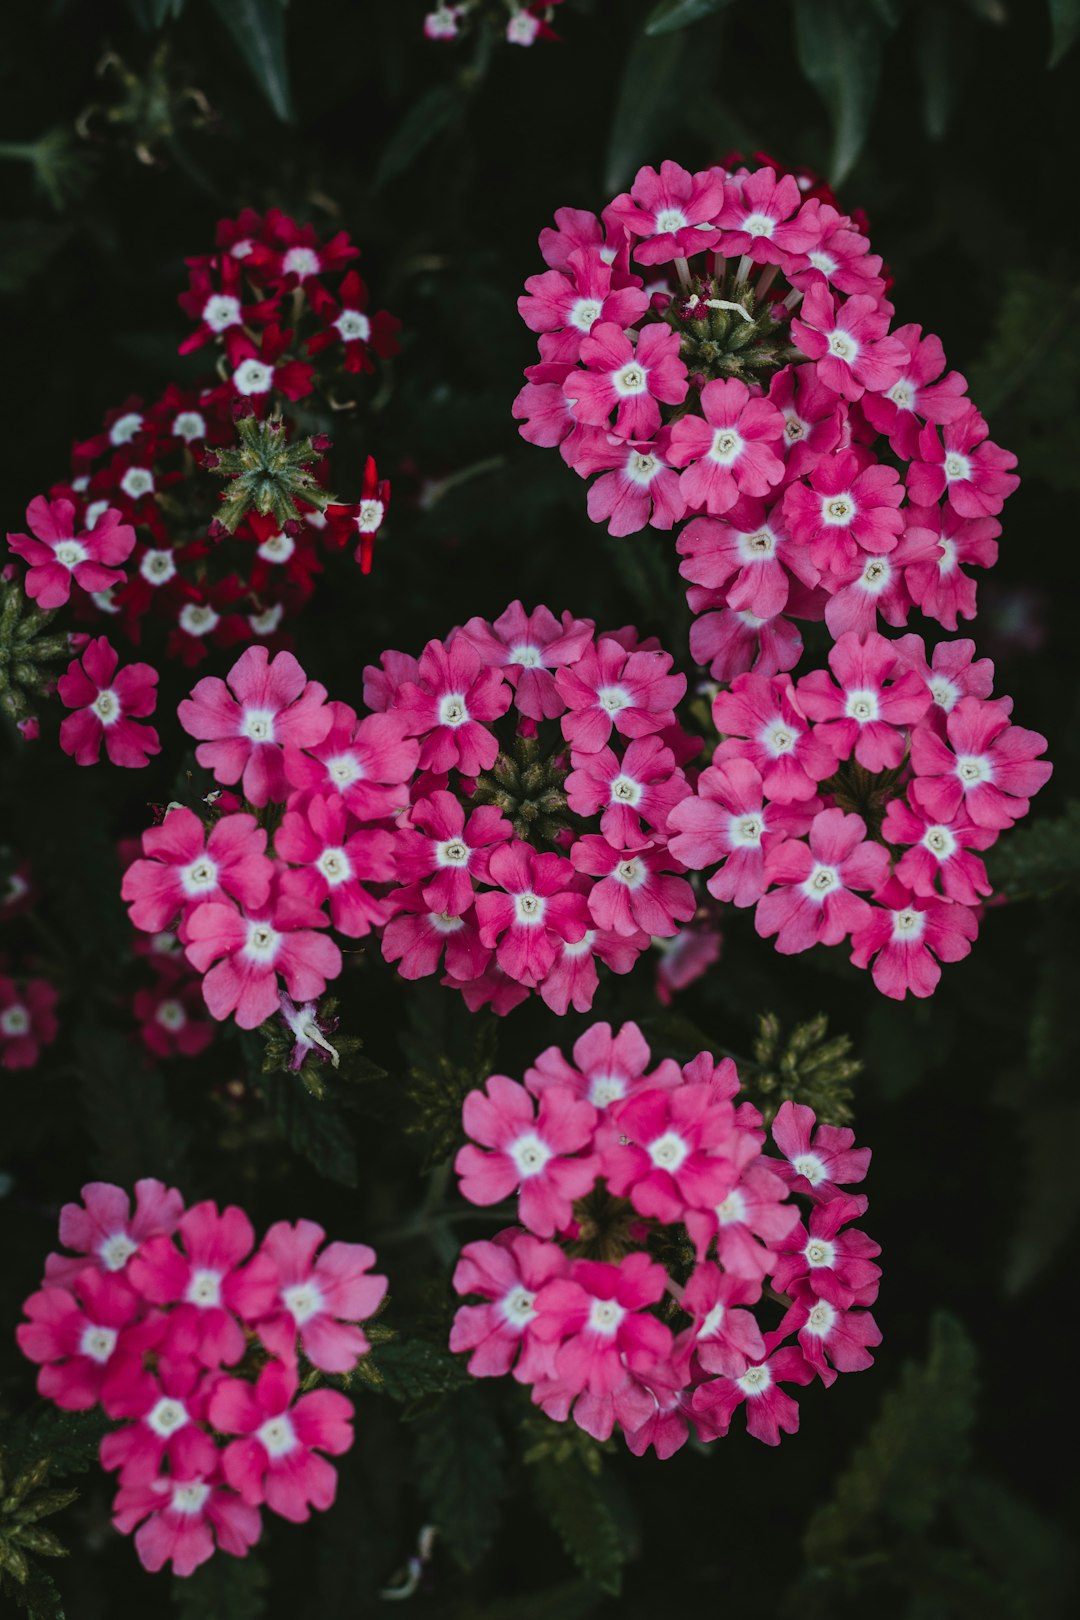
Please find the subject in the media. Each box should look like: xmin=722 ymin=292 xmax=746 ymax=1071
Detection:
xmin=57 ymin=636 xmax=160 ymax=768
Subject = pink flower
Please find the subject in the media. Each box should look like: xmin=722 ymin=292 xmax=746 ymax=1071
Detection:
xmin=849 ymin=878 xmax=979 ymax=999
xmin=677 ymin=499 xmax=818 ymax=621
xmin=473 ymin=842 xmax=590 ymax=986
xmin=241 ymin=1219 xmax=387 ymax=1374
xmin=689 ymin=601 xmax=804 ymax=685
xmin=771 ymin=1194 xmax=881 ymax=1307
xmin=676 ymin=1264 xmax=766 ymax=1378
xmin=881 ymin=794 xmax=995 ymax=905
xmin=572 ymin=836 xmax=695 ymax=939
xmin=582 ymin=436 xmax=686 ymax=537
xmin=565 ymin=735 xmax=689 ymax=848
xmin=782 ymin=449 xmax=905 ymax=578
xmin=786 ymin=201 xmax=885 ymax=299
xmin=892 ymin=632 xmax=996 ymax=716
xmin=901 ymin=503 xmax=1000 ymax=629
xmin=795 ymin=629 xmax=932 ymax=771
xmin=284 ymin=703 xmax=419 ymax=821
xmin=607 ymin=161 xmax=726 ymax=264
xmin=455 ymin=1075 xmax=598 ymax=1239
xmin=906 ymin=408 xmax=1019 ymax=517
xmin=121 ymin=807 xmax=273 ymax=935
xmin=692 ymin=1347 xmax=814 ymax=1445
xmin=602 ymin=1087 xmax=738 ymax=1223
xmin=525 ymin=1019 xmax=680 ymax=1110
xmin=381 ymin=890 xmax=491 ymax=981
xmin=127 ymin=1201 xmax=276 ymax=1369
xmin=362 ymin=648 xmax=421 ymax=713
xmin=44 ymin=1178 xmax=184 ymax=1289
xmin=0 ymin=976 xmax=59 ymax=1070
xmin=209 ymin=1360 xmax=353 ymax=1523
xmin=791 ymin=283 xmax=907 ymax=400
xmin=112 ymin=1468 xmax=261 ymax=1578
xmin=563 ymin=322 xmax=688 ymax=440
xmin=178 ymin=646 xmax=332 ymax=807
xmin=459 ymin=601 xmax=594 ymax=720
xmin=391 ymin=636 xmax=511 ymax=775
xmin=716 ymin=166 xmax=806 ymax=263
xmin=393 ymin=792 xmax=512 ymax=916
xmin=910 ymin=695 xmax=1051 ymax=829
xmin=133 ymin=977 xmax=215 ymax=1059
xmin=684 ymin=1155 xmax=800 ymax=1278
xmin=6 ymin=496 xmax=135 ymax=609
xmin=57 ymin=637 xmax=160 ymax=768
xmin=101 ymin=1359 xmax=218 ymax=1485
xmin=770 ymin=1100 xmax=870 ymax=1200
xmin=756 ymin=807 xmax=890 ymax=954
xmin=654 ymin=922 xmax=723 ymax=1004
xmin=531 ymin=1253 xmax=674 ymax=1395
xmin=859 ymin=324 xmax=969 ymax=459
xmin=275 ymin=794 xmax=395 ymax=937
xmin=537 ymin=920 xmax=648 ymax=1016
xmin=446 ymin=962 xmax=532 ymax=1017
xmin=823 ymin=531 xmax=935 ymax=640
xmin=556 ymin=637 xmax=685 ymax=754
xmin=667 ymin=379 xmax=785 ymax=515
xmin=518 ymin=246 xmax=649 ymax=362
xmin=666 ymin=758 xmax=815 ymax=908
xmin=183 ymin=880 xmax=342 ymax=1029
xmin=771 ymin=1283 xmax=882 ymax=1387
xmin=767 ymin=363 xmax=845 ymax=481
xmin=450 ymin=1231 xmax=567 ymax=1380
xmin=16 ymin=1269 xmax=154 ymax=1411
xmin=712 ymin=673 xmax=838 ymax=803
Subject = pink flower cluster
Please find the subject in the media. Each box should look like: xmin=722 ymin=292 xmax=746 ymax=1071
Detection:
xmin=450 ymin=1021 xmax=880 ymax=1454
xmin=15 ymin=1179 xmax=386 ymax=1577
xmin=424 ymin=1 xmax=564 ymax=47
xmin=0 ymin=973 xmax=58 ymax=1070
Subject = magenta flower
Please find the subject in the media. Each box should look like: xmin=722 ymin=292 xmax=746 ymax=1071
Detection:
xmin=209 ymin=1359 xmax=353 ymax=1523
xmin=394 ymin=791 xmax=512 ymax=916
xmin=689 ymin=600 xmax=805 ymax=685
xmin=361 ymin=648 xmax=421 ymax=713
xmin=178 ymin=646 xmax=332 ymax=807
xmin=381 ymin=889 xmax=491 ymax=981
xmin=767 ymin=363 xmax=845 ymax=481
xmin=121 ymin=806 xmax=273 ymax=935
xmin=455 ymin=1075 xmax=598 ymax=1239
xmin=518 ymin=245 xmax=649 ymax=362
xmin=565 ymin=734 xmax=689 ymax=848
xmin=677 ymin=499 xmax=818 ymax=622
xmin=532 ymin=1253 xmax=674 ymax=1395
xmin=16 ymin=1270 xmax=155 ymax=1412
xmin=906 ymin=407 xmax=1019 ymax=517
xmin=6 ymin=496 xmax=135 ymax=609
xmin=849 ymin=878 xmax=979 ymax=999
xmin=787 ymin=200 xmax=885 ymax=298
xmin=910 ymin=695 xmax=1051 ymax=829
xmin=667 ymin=758 xmax=815 ymax=908
xmin=783 ymin=449 xmax=905 ymax=578
xmin=655 ymin=922 xmax=724 ymax=1005
xmin=459 ymin=601 xmax=594 ymax=720
xmin=770 ymin=1101 xmax=871 ymax=1201
xmin=756 ymin=807 xmax=890 ymax=954
xmin=473 ymin=842 xmax=590 ymax=986
xmin=183 ymin=881 xmax=342 ymax=1029
xmin=57 ymin=637 xmax=159 ymax=768
xmin=44 ymin=1177 xmax=184 ymax=1289
xmin=667 ymin=379 xmax=785 ymax=516
xmin=537 ymin=920 xmax=648 ymax=1016
xmin=101 ymin=1359 xmax=218 ymax=1486
xmin=771 ymin=1194 xmax=882 ymax=1308
xmin=795 ymin=629 xmax=932 ymax=771
xmin=901 ymin=503 xmax=1000 ymax=629
xmin=572 ymin=835 xmax=695 ymax=939
xmin=623 ymin=1383 xmax=696 ymax=1460
xmin=881 ymin=793 xmax=995 ymax=905
xmin=275 ymin=793 xmax=395 ymax=937
xmin=556 ymin=636 xmax=685 ymax=755
xmin=684 ymin=1156 xmax=798 ymax=1277
xmin=0 ymin=976 xmax=59 ymax=1071
xmin=391 ymin=635 xmax=511 ymax=774
xmin=712 ymin=672 xmax=838 ymax=803
xmin=563 ymin=321 xmax=688 ymax=440
xmin=525 ymin=1019 xmax=679 ymax=1110
xmin=607 ymin=160 xmax=726 ymax=264
xmin=112 ymin=1468 xmax=262 ymax=1578
xmin=450 ymin=1231 xmax=567 ymax=1380
xmin=133 ymin=977 xmax=215 ymax=1059
xmin=892 ymin=632 xmax=996 ymax=716
xmin=692 ymin=1347 xmax=814 ymax=1445
xmin=791 ymin=283 xmax=907 ymax=400
xmin=823 ymin=529 xmax=935 ymax=640
xmin=603 ymin=1086 xmax=738 ymax=1223
xmin=241 ymin=1219 xmax=387 ymax=1373
xmin=716 ymin=166 xmax=805 ymax=263
xmin=127 ymin=1200 xmax=276 ymax=1369
xmin=284 ymin=702 xmax=419 ymax=821
xmin=676 ymin=1264 xmax=766 ymax=1378
xmin=582 ymin=435 xmax=686 ymax=537
xmin=772 ymin=1283 xmax=882 ymax=1388
xmin=859 ymin=323 xmax=969 ymax=459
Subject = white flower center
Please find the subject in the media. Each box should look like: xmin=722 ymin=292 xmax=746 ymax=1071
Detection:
xmin=763 ymin=719 xmax=797 ymax=755
xmin=258 ymin=531 xmax=295 ymax=563
xmin=845 ymin=687 xmax=879 ymax=724
xmin=808 ymin=250 xmax=838 ymax=276
xmin=508 ymin=642 xmax=543 ymax=668
xmin=892 ymin=906 xmax=925 ymax=940
xmin=597 ymin=685 xmax=631 ymax=714
xmin=562 ymin=930 xmax=596 ymax=959
xmin=250 ymin=603 xmax=284 ymax=635
xmin=436 ymin=839 xmax=470 ymax=869
xmin=92 ymin=689 xmax=120 ymax=725
xmin=738 ymin=526 xmax=775 ymax=560
xmin=181 ymin=857 xmax=218 ymax=895
xmin=614 ymin=858 xmax=646 ymax=889
xmin=956 ymin=754 xmax=991 ymax=787
xmin=806 ymin=1300 xmax=837 ymax=1336
xmin=699 ymin=1303 xmax=726 ymax=1339
xmin=84 ymin=501 xmax=109 ymax=530
xmin=171 ymin=1482 xmax=211 ymax=1515
xmin=514 ymin=891 xmax=546 ymax=925
xmin=654 ymin=207 xmax=689 ymax=234
xmin=147 ymin=1397 xmax=188 ymax=1437
xmin=257 ymin=1413 xmax=297 ymax=1458
xmin=316 ymin=847 xmax=351 ymax=885
xmin=283 ymin=246 xmax=321 ymax=279
xmin=887 ymin=377 xmax=916 ymax=410
xmin=173 ymin=411 xmax=207 ymax=442
xmin=610 ymin=774 xmax=642 ymax=806
xmin=120 ymin=467 xmax=155 ymax=500
xmin=627 ymin=450 xmax=659 ymax=485
xmin=110 ymin=412 xmax=144 ymax=444
xmin=155 ymin=998 xmax=187 ymax=1030
xmin=929 ymin=676 xmax=959 ymax=711
xmin=438 ymin=692 xmax=469 ymax=727
xmin=327 ymin=754 xmax=362 ymax=786
xmin=429 ymin=911 xmax=465 ymax=935
xmin=230 ymin=238 xmax=254 ymax=260
xmin=824 ymin=495 xmax=854 ymax=525
xmin=245 ymin=921 xmax=281 ymax=962
xmin=861 ymin=557 xmax=890 ymax=592
xmin=614 ymin=362 xmax=648 ymax=397
xmin=784 ymin=413 xmax=807 ymax=442
xmin=283 ymin=1280 xmax=325 ymax=1326
xmin=569 ymin=297 xmax=603 ymax=333
xmin=356 ymin=499 xmax=384 ymax=532
xmin=648 ymin=1130 xmax=689 ymax=1172
xmin=805 ymin=864 xmax=840 ymax=899
xmin=335 ymin=309 xmax=371 ymax=342
xmin=730 ymin=812 xmax=764 ymax=847
xmin=742 ymin=212 xmax=776 ymax=238
xmin=924 ymin=825 xmax=956 ymax=859
xmin=805 ymin=1238 xmax=835 ymax=1268
xmin=179 ymin=603 xmax=219 ymax=635
xmin=587 ymin=1073 xmax=625 ymax=1107
xmin=738 ymin=1363 xmax=772 ymax=1395
xmin=500 ymin=1286 xmax=537 ymax=1328
xmin=55 ymin=540 xmax=87 ymax=569
xmin=186 ymin=1268 xmax=222 ymax=1308
xmin=100 ymin=1233 xmax=137 ymax=1271
xmin=203 ymin=294 xmax=242 ymax=332
xmin=233 ymin=358 xmax=273 ymax=395
xmin=716 ymin=1189 xmax=747 ymax=1226
xmin=0 ymin=1005 xmax=31 ymax=1036
xmin=827 ymin=329 xmax=858 ymax=362
xmin=141 ymin=548 xmax=177 ymax=584
xmin=242 ymin=707 xmax=277 ymax=743
xmin=79 ymin=1323 xmax=118 ymax=1363
xmin=508 ymin=1131 xmax=552 ymax=1179
xmin=944 ymin=452 xmax=971 ymax=482
xmin=587 ymin=1297 xmax=625 ymax=1336
xmin=709 ymin=428 xmax=744 ymax=465
xmin=937 ymin=537 xmax=957 ymax=573
xmin=792 ymin=1151 xmax=827 ymax=1186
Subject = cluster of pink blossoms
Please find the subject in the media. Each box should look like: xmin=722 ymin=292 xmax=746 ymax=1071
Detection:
xmin=3 ymin=207 xmax=398 ymax=684
xmin=0 ymin=972 xmax=58 ymax=1071
xmin=15 ymin=1179 xmax=386 ymax=1577
xmin=450 ymin=1021 xmax=880 ymax=1454
xmin=424 ymin=1 xmax=564 ymax=48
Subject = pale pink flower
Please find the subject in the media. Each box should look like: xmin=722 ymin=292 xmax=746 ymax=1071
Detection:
xmin=791 ymin=283 xmax=907 ymax=400
xmin=112 ymin=1468 xmax=261 ymax=1578
xmin=859 ymin=324 xmax=969 ymax=459
xmin=455 ymin=1075 xmax=598 ymax=1239
xmin=689 ymin=601 xmax=804 ymax=684
xmin=450 ymin=1231 xmax=567 ymax=1380
xmin=6 ymin=496 xmax=135 ymax=609
xmin=563 ymin=322 xmax=688 ymax=441
xmin=910 ymin=696 xmax=1051 ymax=829
xmin=881 ymin=794 xmax=995 ymax=905
xmin=654 ymin=921 xmax=723 ymax=1004
xmin=178 ymin=646 xmax=332 ymax=807
xmin=692 ymin=1346 xmax=813 ymax=1445
xmin=667 ymin=379 xmax=785 ymax=516
xmin=607 ymin=161 xmax=726 ymax=264
xmin=771 ymin=1193 xmax=881 ymax=1308
xmin=44 ymin=1178 xmax=184 ymax=1289
xmin=473 ymin=842 xmax=590 ymax=986
xmin=684 ymin=1155 xmax=798 ymax=1277
xmin=556 ymin=637 xmax=685 ymax=754
xmin=770 ymin=1101 xmax=870 ymax=1201
xmin=892 ymin=633 xmax=996 ymax=717
xmin=209 ymin=1360 xmax=353 ymax=1523
xmin=459 ymin=601 xmax=594 ymax=720
xmin=712 ymin=672 xmax=838 ymax=802
xmin=241 ymin=1219 xmax=386 ymax=1374
xmin=58 ymin=638 xmax=160 ymax=769
xmin=183 ymin=880 xmax=342 ymax=1029
xmin=771 ymin=1282 xmax=882 ymax=1387
xmin=275 ymin=793 xmax=395 ymax=937
xmin=531 ymin=1253 xmax=674 ymax=1395
xmin=121 ymin=806 xmax=273 ymax=935
xmin=565 ymin=735 xmax=689 ymax=848
xmin=391 ymin=636 xmax=511 ymax=775
xmin=906 ymin=407 xmax=1019 ymax=517
xmin=16 ymin=1269 xmax=154 ymax=1411
xmin=537 ymin=920 xmax=648 ymax=1015
xmin=849 ymin=878 xmax=979 ymax=999
xmin=795 ymin=629 xmax=932 ymax=771
xmin=283 ymin=702 xmax=419 ymax=820
xmin=623 ymin=1382 xmax=696 ymax=1459
xmin=571 ymin=836 xmax=695 ymax=938
xmin=756 ymin=807 xmax=890 ymax=954
xmin=667 ymin=758 xmax=815 ymax=908
xmin=0 ymin=976 xmax=59 ymax=1071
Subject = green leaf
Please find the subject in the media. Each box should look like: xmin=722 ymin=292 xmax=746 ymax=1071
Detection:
xmin=644 ymin=0 xmax=735 ymax=35
xmin=604 ymin=28 xmax=687 ymax=195
xmin=412 ymin=1388 xmax=505 ymax=1571
xmin=171 ymin=1553 xmax=268 ymax=1620
xmin=361 ymin=1335 xmax=469 ymax=1404
xmin=530 ymin=1449 xmax=624 ymax=1596
xmin=77 ymin=1027 xmax=190 ymax=1188
xmin=792 ymin=0 xmax=892 ymax=184
xmin=987 ymin=802 xmax=1080 ymax=900
xmin=0 ymin=1563 xmax=64 ymax=1620
xmin=803 ymin=1312 xmax=978 ymax=1568
xmin=251 ymin=1065 xmax=358 ymax=1186
xmin=1004 ymin=1101 xmax=1080 ymax=1294
xmin=1048 ymin=0 xmax=1080 ymax=66
xmin=206 ymin=0 xmax=294 ymax=122
xmin=950 ymin=1474 xmax=1076 ymax=1611
xmin=375 ymin=85 xmax=462 ymax=192
xmin=917 ymin=2 xmax=954 ymax=141
xmin=0 ymin=1406 xmax=110 ymax=1478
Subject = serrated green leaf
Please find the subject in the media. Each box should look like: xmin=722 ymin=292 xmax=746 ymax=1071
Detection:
xmin=171 ymin=1552 xmax=268 ymax=1620
xmin=0 ymin=1406 xmax=109 ymax=1479
xmin=645 ymin=0 xmax=735 ymax=35
xmin=803 ymin=1312 xmax=978 ymax=1568
xmin=531 ymin=1449 xmax=624 ymax=1596
xmin=604 ymin=28 xmax=687 ymax=195
xmin=1048 ymin=0 xmax=1080 ymax=65
xmin=988 ymin=803 xmax=1080 ymax=900
xmin=251 ymin=1065 xmax=358 ymax=1186
xmin=363 ymin=1336 xmax=469 ymax=1403
xmin=206 ymin=0 xmax=294 ymax=122
xmin=0 ymin=1561 xmax=64 ymax=1620
xmin=375 ymin=84 xmax=462 ymax=192
xmin=412 ymin=1388 xmax=505 ymax=1570
xmin=792 ymin=0 xmax=892 ymax=184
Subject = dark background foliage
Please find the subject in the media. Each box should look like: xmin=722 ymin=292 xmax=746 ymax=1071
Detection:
xmin=1 ymin=1 xmax=1079 ymax=1615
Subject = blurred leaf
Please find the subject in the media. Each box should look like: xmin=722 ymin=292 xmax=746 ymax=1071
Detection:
xmin=530 ymin=1449 xmax=624 ymax=1596
xmin=863 ymin=997 xmax=955 ymax=1100
xmin=0 ymin=1406 xmax=110 ymax=1478
xmin=1004 ymin=1101 xmax=1080 ymax=1294
xmin=918 ymin=3 xmax=955 ymax=140
xmin=950 ymin=1474 xmax=1076 ymax=1613
xmin=77 ymin=1026 xmax=190 ymax=1188
xmin=1048 ymin=0 xmax=1080 ymax=65
xmin=413 ymin=1388 xmax=505 ymax=1571
xmin=604 ymin=27 xmax=688 ymax=195
xmin=171 ymin=1554 xmax=268 ymax=1619
xmin=206 ymin=0 xmax=294 ymax=122
xmin=792 ymin=0 xmax=893 ymax=183
xmin=375 ymin=84 xmax=461 ymax=191
xmin=250 ymin=1065 xmax=358 ymax=1186
xmin=0 ymin=222 xmax=73 ymax=296
xmin=645 ymin=0 xmax=735 ymax=34
xmin=360 ymin=1335 xmax=469 ymax=1404
xmin=803 ymin=1312 xmax=978 ymax=1568
xmin=988 ymin=802 xmax=1080 ymax=900
xmin=464 ymin=1585 xmax=603 ymax=1620
xmin=126 ymin=0 xmax=186 ymax=26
